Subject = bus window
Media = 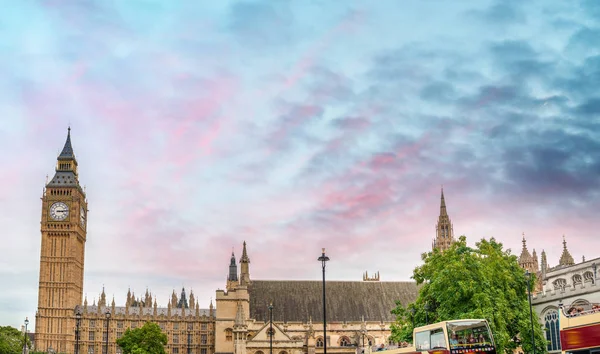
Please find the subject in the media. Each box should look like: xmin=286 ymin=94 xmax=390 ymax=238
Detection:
xmin=447 ymin=320 xmax=494 ymax=350
xmin=430 ymin=328 xmax=446 ymax=349
xmin=415 ymin=331 xmax=430 ymax=351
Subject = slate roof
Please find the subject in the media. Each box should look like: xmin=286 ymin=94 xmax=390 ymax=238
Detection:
xmin=248 ymin=280 xmax=418 ymax=323
xmin=85 ymin=305 xmax=210 ymax=317
xmin=47 ymin=171 xmax=78 ymax=187
xmin=58 ymin=128 xmax=74 ymax=160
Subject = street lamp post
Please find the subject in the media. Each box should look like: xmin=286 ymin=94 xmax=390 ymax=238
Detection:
xmin=105 ymin=311 xmax=111 ymax=354
xmin=361 ymin=329 xmax=366 ymax=354
xmin=526 ymin=271 xmax=536 ymax=354
xmin=318 ymin=248 xmax=330 ymax=354
xmin=23 ymin=317 xmax=29 ymax=354
xmin=268 ymin=301 xmax=274 ymax=354
xmin=75 ymin=311 xmax=82 ymax=354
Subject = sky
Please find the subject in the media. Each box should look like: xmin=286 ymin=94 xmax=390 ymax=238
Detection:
xmin=1 ymin=0 xmax=600 ymax=329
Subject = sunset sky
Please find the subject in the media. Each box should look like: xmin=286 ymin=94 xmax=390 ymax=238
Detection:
xmin=2 ymin=0 xmax=600 ymax=328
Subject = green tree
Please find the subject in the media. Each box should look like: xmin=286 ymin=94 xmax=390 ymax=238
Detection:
xmin=0 ymin=326 xmax=31 ymax=354
xmin=116 ymin=322 xmax=167 ymax=354
xmin=391 ymin=236 xmax=547 ymax=354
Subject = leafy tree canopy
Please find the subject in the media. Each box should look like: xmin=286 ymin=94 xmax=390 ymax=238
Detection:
xmin=116 ymin=322 xmax=167 ymax=354
xmin=0 ymin=325 xmax=31 ymax=354
xmin=391 ymin=236 xmax=547 ymax=354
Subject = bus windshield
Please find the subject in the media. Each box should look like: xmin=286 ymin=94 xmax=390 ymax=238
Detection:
xmin=447 ymin=320 xmax=494 ymax=352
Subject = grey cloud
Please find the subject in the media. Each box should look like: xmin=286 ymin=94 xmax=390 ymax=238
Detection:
xmin=420 ymin=81 xmax=457 ymax=103
xmin=574 ymin=98 xmax=600 ymax=115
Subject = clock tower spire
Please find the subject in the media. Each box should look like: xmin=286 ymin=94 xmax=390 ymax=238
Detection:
xmin=36 ymin=128 xmax=88 ymax=353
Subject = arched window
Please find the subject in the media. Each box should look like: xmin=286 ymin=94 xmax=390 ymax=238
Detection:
xmin=225 ymin=328 xmax=233 ymax=341
xmin=573 ymin=274 xmax=583 ymax=286
xmin=553 ymin=278 xmax=567 ymax=290
xmin=339 ymin=336 xmax=351 ymax=346
xmin=544 ymin=309 xmax=561 ymax=351
xmin=255 ymin=351 xmax=264 ymax=354
xmin=279 ymin=351 xmax=288 ymax=354
xmin=316 ymin=337 xmax=324 ymax=347
xmin=584 ymin=271 xmax=594 ymax=283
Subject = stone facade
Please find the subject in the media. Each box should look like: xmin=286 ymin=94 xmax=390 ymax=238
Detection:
xmin=73 ymin=288 xmax=214 ymax=354
xmin=35 ymin=130 xmax=216 ymax=354
xmin=518 ymin=235 xmax=600 ymax=353
xmin=35 ymin=128 xmax=88 ymax=353
xmin=215 ymin=244 xmax=419 ymax=354
xmin=35 ymin=130 xmax=478 ymax=354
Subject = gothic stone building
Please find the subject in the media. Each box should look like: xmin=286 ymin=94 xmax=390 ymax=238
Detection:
xmin=35 ymin=129 xmax=215 ymax=354
xmin=518 ymin=235 xmax=600 ymax=353
xmin=214 ymin=243 xmax=419 ymax=354
xmin=34 ymin=129 xmax=422 ymax=354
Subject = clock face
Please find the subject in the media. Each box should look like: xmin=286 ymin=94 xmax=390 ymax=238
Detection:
xmin=49 ymin=202 xmax=69 ymax=221
xmin=80 ymin=206 xmax=86 ymax=227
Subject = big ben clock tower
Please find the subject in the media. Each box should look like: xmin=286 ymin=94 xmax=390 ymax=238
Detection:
xmin=35 ymin=128 xmax=88 ymax=353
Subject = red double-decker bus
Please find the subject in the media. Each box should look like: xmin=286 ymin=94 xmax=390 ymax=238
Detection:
xmin=559 ymin=302 xmax=600 ymax=354
xmin=386 ymin=319 xmax=496 ymax=354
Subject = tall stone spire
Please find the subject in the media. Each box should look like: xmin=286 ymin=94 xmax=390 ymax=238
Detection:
xmin=518 ymin=233 xmax=536 ymax=272
xmin=227 ymin=250 xmax=239 ymax=290
xmin=433 ymin=188 xmax=455 ymax=251
xmin=177 ymin=287 xmax=189 ymax=309
xmin=240 ymin=241 xmax=251 ymax=286
xmin=47 ymin=127 xmax=80 ymax=187
xmin=559 ymin=235 xmax=575 ymax=266
xmin=229 ymin=252 xmax=238 ymax=281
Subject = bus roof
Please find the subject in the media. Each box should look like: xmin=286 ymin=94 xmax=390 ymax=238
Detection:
xmin=414 ymin=319 xmax=489 ymax=332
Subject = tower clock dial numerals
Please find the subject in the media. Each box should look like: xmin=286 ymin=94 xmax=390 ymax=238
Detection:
xmin=80 ymin=206 xmax=86 ymax=227
xmin=49 ymin=202 xmax=69 ymax=221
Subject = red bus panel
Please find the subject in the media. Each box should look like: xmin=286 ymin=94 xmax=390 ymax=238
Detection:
xmin=560 ymin=324 xmax=600 ymax=351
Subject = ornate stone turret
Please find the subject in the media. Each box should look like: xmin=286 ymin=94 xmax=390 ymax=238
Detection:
xmin=144 ymin=288 xmax=152 ymax=307
xmin=240 ymin=241 xmax=251 ymax=286
xmin=559 ymin=235 xmax=575 ymax=266
xmin=111 ymin=296 xmax=115 ymax=312
xmin=433 ymin=188 xmax=455 ymax=251
xmin=196 ymin=300 xmax=200 ymax=316
xmin=233 ymin=303 xmax=248 ymax=354
xmin=363 ymin=271 xmax=380 ymax=281
xmin=177 ymin=288 xmax=189 ymax=309
xmin=532 ymin=249 xmax=538 ymax=269
xmin=171 ymin=290 xmax=178 ymax=308
xmin=153 ymin=297 xmax=158 ymax=316
xmin=126 ymin=288 xmax=132 ymax=307
xmin=189 ymin=290 xmax=195 ymax=309
xmin=518 ymin=233 xmax=537 ymax=273
xmin=541 ymin=250 xmax=548 ymax=279
xmin=83 ymin=296 xmax=88 ymax=313
xmin=227 ymin=251 xmax=239 ymax=290
xmin=99 ymin=287 xmax=107 ymax=307
xmin=209 ymin=299 xmax=214 ymax=317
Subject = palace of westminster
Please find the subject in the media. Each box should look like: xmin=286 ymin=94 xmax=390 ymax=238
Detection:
xmin=33 ymin=129 xmax=599 ymax=354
